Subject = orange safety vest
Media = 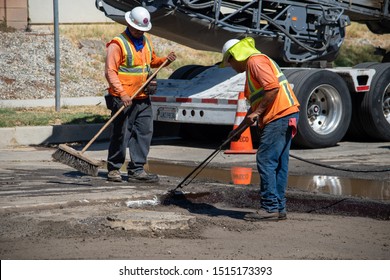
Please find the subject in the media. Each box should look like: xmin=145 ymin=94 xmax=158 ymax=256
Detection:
xmin=107 ymin=32 xmax=153 ymax=99
xmin=245 ymin=54 xmax=300 ymax=126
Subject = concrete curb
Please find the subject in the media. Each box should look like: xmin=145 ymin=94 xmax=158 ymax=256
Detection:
xmin=0 ymin=124 xmax=110 ymax=148
xmin=0 ymin=97 xmax=109 ymax=148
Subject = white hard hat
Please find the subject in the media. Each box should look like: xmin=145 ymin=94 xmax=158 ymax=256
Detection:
xmin=222 ymin=39 xmax=240 ymax=56
xmin=220 ymin=39 xmax=240 ymax=68
xmin=125 ymin=7 xmax=152 ymax=32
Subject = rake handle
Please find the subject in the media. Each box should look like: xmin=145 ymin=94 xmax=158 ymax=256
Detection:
xmin=173 ymin=121 xmax=253 ymax=191
xmin=81 ymin=59 xmax=169 ymax=154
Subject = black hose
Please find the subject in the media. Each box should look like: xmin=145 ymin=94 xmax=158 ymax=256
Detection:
xmin=289 ymin=153 xmax=390 ymax=173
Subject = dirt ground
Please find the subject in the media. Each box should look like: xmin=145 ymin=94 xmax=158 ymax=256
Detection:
xmin=0 ymin=143 xmax=389 ymax=260
xmin=1 ymin=204 xmax=389 ymax=260
xmin=1 ymin=181 xmax=389 ymax=260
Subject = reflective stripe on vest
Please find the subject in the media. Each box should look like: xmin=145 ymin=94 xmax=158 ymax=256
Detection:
xmin=246 ymin=54 xmax=296 ymax=110
xmin=114 ymin=33 xmax=153 ymax=76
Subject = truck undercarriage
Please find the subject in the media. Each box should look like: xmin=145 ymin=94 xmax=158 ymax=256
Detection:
xmin=96 ymin=0 xmax=390 ymax=148
xmin=97 ymin=0 xmax=389 ymax=64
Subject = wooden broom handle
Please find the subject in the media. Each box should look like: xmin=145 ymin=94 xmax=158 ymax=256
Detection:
xmin=81 ymin=59 xmax=169 ymax=153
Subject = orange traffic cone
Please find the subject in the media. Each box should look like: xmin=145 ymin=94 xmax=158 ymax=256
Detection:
xmin=224 ymin=91 xmax=257 ymax=154
xmin=230 ymin=166 xmax=253 ymax=185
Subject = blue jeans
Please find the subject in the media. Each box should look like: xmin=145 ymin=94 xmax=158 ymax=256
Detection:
xmin=257 ymin=112 xmax=299 ymax=213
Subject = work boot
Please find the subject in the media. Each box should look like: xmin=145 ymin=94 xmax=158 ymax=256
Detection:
xmin=279 ymin=212 xmax=287 ymax=220
xmin=244 ymin=209 xmax=279 ymax=221
xmin=128 ymin=170 xmax=159 ymax=183
xmin=107 ymin=170 xmax=122 ymax=182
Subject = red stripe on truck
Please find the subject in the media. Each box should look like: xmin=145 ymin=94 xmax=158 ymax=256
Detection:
xmin=356 ymin=85 xmax=370 ymax=92
xmin=151 ymin=96 xmax=167 ymax=102
xmin=176 ymin=98 xmax=192 ymax=103
xmin=151 ymin=96 xmax=238 ymax=105
xmin=201 ymin=98 xmax=218 ymax=104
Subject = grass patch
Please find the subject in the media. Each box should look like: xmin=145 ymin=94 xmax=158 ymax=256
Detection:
xmin=0 ymin=106 xmax=110 ymax=128
xmin=333 ymin=22 xmax=390 ymax=66
xmin=57 ymin=23 xmax=221 ymax=79
xmin=334 ymin=44 xmax=382 ymax=66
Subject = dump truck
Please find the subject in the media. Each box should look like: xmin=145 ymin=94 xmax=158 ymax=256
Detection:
xmin=96 ymin=0 xmax=390 ymax=148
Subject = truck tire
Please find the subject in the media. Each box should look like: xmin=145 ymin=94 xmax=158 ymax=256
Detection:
xmin=288 ymin=70 xmax=352 ymax=149
xmin=283 ymin=69 xmax=305 ymax=82
xmin=360 ymin=63 xmax=390 ymax=141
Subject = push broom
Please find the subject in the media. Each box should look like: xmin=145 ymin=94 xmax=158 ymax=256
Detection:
xmin=52 ymin=59 xmax=169 ymax=176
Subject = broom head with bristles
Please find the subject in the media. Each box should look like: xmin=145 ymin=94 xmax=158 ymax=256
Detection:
xmin=52 ymin=144 xmax=102 ymax=176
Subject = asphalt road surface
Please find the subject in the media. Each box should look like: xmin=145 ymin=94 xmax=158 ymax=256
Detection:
xmin=0 ymin=140 xmax=389 ymax=260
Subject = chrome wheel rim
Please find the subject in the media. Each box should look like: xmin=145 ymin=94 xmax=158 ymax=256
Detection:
xmin=306 ymin=85 xmax=343 ymax=135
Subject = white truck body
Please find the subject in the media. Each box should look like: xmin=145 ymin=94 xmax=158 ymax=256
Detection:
xmin=152 ymin=67 xmax=243 ymax=125
xmin=152 ymin=66 xmax=376 ymax=125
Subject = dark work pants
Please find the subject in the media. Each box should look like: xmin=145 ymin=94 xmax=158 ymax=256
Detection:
xmin=107 ymin=97 xmax=153 ymax=173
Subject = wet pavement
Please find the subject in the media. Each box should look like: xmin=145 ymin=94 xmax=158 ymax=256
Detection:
xmin=1 ymin=139 xmax=390 ymax=260
xmin=0 ymin=139 xmax=389 ymax=219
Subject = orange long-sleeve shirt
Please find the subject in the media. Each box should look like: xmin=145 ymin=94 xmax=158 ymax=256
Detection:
xmin=105 ymin=36 xmax=167 ymax=98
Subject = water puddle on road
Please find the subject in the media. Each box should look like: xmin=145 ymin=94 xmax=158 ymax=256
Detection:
xmin=147 ymin=160 xmax=390 ymax=201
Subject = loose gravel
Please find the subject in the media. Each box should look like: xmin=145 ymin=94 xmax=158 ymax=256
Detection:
xmin=0 ymin=29 xmax=106 ymax=100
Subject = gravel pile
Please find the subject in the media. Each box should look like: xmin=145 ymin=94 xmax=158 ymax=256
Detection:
xmin=0 ymin=30 xmax=106 ymax=100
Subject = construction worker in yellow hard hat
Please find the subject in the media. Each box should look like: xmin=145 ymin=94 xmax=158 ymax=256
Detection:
xmin=220 ymin=37 xmax=260 ymax=68
xmin=105 ymin=6 xmax=176 ymax=183
xmin=221 ymin=37 xmax=300 ymax=221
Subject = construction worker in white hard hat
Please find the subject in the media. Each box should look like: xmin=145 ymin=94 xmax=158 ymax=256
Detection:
xmin=221 ymin=37 xmax=300 ymax=221
xmin=105 ymin=6 xmax=176 ymax=183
